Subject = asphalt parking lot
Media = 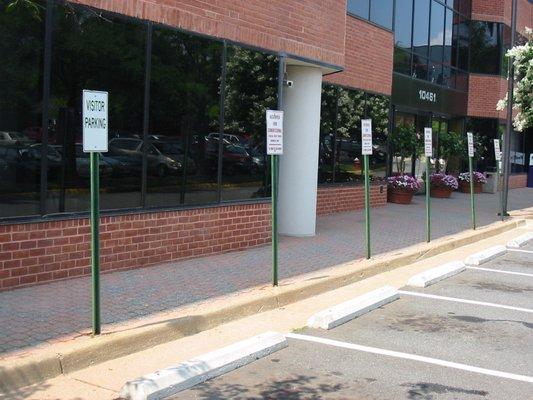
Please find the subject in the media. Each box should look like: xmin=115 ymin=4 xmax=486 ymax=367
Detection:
xmin=174 ymin=242 xmax=533 ymax=399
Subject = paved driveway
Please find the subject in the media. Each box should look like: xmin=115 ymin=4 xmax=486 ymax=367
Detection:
xmin=177 ymin=242 xmax=533 ymax=399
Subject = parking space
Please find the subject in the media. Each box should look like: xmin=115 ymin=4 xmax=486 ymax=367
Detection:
xmin=172 ymin=241 xmax=533 ymax=399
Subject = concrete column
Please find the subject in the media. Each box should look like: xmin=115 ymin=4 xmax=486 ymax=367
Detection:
xmin=278 ymin=65 xmax=322 ymax=236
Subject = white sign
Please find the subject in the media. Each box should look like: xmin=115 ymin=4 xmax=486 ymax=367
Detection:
xmin=83 ymin=90 xmax=108 ymax=152
xmin=467 ymin=132 xmax=474 ymax=157
xmin=361 ymin=119 xmax=373 ymax=155
xmin=266 ymin=110 xmax=283 ymax=155
xmin=510 ymin=151 xmax=525 ymax=165
xmin=530 ymin=153 xmax=533 ymax=166
xmin=424 ymin=127 xmax=433 ymax=157
xmin=493 ymin=139 xmax=501 ymax=161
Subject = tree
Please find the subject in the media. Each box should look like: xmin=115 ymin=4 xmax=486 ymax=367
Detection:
xmin=497 ymin=27 xmax=533 ymax=132
xmin=389 ymin=123 xmax=418 ymax=175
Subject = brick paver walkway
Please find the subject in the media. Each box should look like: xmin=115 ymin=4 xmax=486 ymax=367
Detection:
xmin=0 ymin=188 xmax=531 ymax=356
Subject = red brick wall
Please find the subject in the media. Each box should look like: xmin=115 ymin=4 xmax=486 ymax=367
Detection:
xmin=69 ymin=0 xmax=347 ymax=67
xmin=467 ymin=74 xmax=508 ymax=119
xmin=0 ymin=203 xmax=272 ymax=291
xmin=0 ymin=185 xmax=388 ymax=291
xmin=509 ymin=173 xmax=528 ymax=189
xmin=316 ymin=184 xmax=387 ymax=216
xmin=472 ymin=0 xmax=532 ymax=33
xmin=324 ymin=15 xmax=394 ymax=95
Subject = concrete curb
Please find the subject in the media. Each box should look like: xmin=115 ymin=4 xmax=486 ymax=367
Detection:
xmin=464 ymin=245 xmax=507 ymax=266
xmin=119 ymin=331 xmax=287 ymax=400
xmin=0 ymin=218 xmax=525 ymax=393
xmin=407 ymin=261 xmax=466 ymax=287
xmin=507 ymin=232 xmax=533 ymax=248
xmin=307 ymin=286 xmax=399 ymax=329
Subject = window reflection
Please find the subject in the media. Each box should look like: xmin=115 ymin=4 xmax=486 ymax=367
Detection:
xmin=370 ymin=0 xmax=393 ymax=30
xmin=413 ymin=0 xmax=430 ymax=58
xmin=0 ymin=0 xmax=45 ymax=217
xmin=148 ymin=27 xmax=222 ymax=207
xmin=221 ymin=46 xmax=278 ymax=201
xmin=48 ymin=3 xmax=145 ymax=213
xmin=319 ymin=85 xmax=390 ymax=185
xmin=395 ymin=0 xmax=413 ymax=49
xmin=393 ymin=0 xmax=470 ymax=91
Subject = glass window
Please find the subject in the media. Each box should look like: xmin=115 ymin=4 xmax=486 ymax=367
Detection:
xmin=221 ymin=46 xmax=278 ymax=201
xmin=429 ymin=61 xmax=443 ymax=84
xmin=366 ymin=94 xmax=390 ymax=179
xmin=148 ymin=27 xmax=223 ymax=207
xmin=347 ymin=0 xmax=370 ymax=19
xmin=394 ymin=48 xmax=412 ymax=75
xmin=0 ymin=0 xmax=45 ymax=218
xmin=394 ymin=0 xmax=413 ymax=49
xmin=429 ymin=0 xmax=445 ymax=62
xmin=319 ymin=85 xmax=338 ymax=184
xmin=469 ymin=21 xmax=501 ymax=75
xmin=455 ymin=69 xmax=468 ymax=92
xmin=47 ymin=4 xmax=146 ymax=213
xmin=334 ymin=89 xmax=366 ymax=183
xmin=412 ymin=55 xmax=429 ymax=80
xmin=370 ymin=0 xmax=393 ymax=29
xmin=413 ymin=0 xmax=430 ymax=58
xmin=443 ymin=9 xmax=454 ymax=64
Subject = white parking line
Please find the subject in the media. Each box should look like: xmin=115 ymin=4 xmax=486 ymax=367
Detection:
xmin=507 ymin=248 xmax=533 ymax=255
xmin=398 ymin=290 xmax=533 ymax=314
xmin=467 ymin=266 xmax=533 ymax=278
xmin=286 ymin=333 xmax=533 ymax=383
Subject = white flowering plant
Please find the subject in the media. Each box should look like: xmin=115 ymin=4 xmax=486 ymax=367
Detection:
xmin=497 ymin=27 xmax=532 ymax=132
xmin=458 ymin=171 xmax=487 ymax=184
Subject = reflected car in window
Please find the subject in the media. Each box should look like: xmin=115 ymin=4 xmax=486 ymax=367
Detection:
xmin=0 ymin=131 xmax=33 ymax=145
xmin=108 ymin=138 xmax=182 ymax=177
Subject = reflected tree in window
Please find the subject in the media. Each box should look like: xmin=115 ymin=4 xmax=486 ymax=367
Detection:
xmin=222 ymin=46 xmax=278 ymax=200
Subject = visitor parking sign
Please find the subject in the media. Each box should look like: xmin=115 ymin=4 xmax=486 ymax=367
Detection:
xmin=83 ymin=90 xmax=108 ymax=152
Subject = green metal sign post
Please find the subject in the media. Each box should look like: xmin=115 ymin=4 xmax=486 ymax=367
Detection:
xmin=83 ymin=89 xmax=108 ymax=335
xmin=363 ymin=154 xmax=371 ymax=259
xmin=271 ymin=154 xmax=279 ymax=286
xmin=424 ymin=127 xmax=433 ymax=242
xmin=266 ymin=110 xmax=284 ymax=286
xmin=467 ymin=132 xmax=476 ymax=230
xmin=494 ymin=139 xmax=504 ymax=222
xmin=361 ymin=119 xmax=373 ymax=259
xmin=90 ymin=152 xmax=101 ymax=335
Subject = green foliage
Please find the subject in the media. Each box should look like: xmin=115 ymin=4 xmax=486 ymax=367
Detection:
xmin=438 ymin=130 xmax=464 ymax=161
xmin=390 ymin=123 xmax=418 ymax=174
xmin=224 ymin=47 xmax=278 ymax=143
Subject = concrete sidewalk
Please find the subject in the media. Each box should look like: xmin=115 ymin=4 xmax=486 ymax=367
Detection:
xmin=0 ymin=188 xmax=531 ymax=357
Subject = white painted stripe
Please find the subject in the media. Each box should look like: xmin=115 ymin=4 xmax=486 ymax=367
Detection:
xmin=307 ymin=286 xmax=399 ymax=329
xmin=507 ymin=248 xmax=533 ymax=255
xmin=286 ymin=333 xmax=533 ymax=383
xmin=398 ymin=290 xmax=533 ymax=314
xmin=467 ymin=266 xmax=533 ymax=278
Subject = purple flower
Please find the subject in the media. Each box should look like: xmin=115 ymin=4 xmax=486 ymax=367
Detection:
xmin=430 ymin=173 xmax=459 ymax=190
xmin=387 ymin=175 xmax=421 ymax=193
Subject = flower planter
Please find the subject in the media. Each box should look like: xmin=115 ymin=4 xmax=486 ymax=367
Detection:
xmin=430 ymin=187 xmax=453 ymax=198
xmin=387 ymin=188 xmax=414 ymax=204
xmin=459 ymin=181 xmax=483 ymax=194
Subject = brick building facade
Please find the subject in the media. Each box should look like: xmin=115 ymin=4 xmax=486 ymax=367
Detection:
xmin=0 ymin=0 xmax=531 ymax=290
